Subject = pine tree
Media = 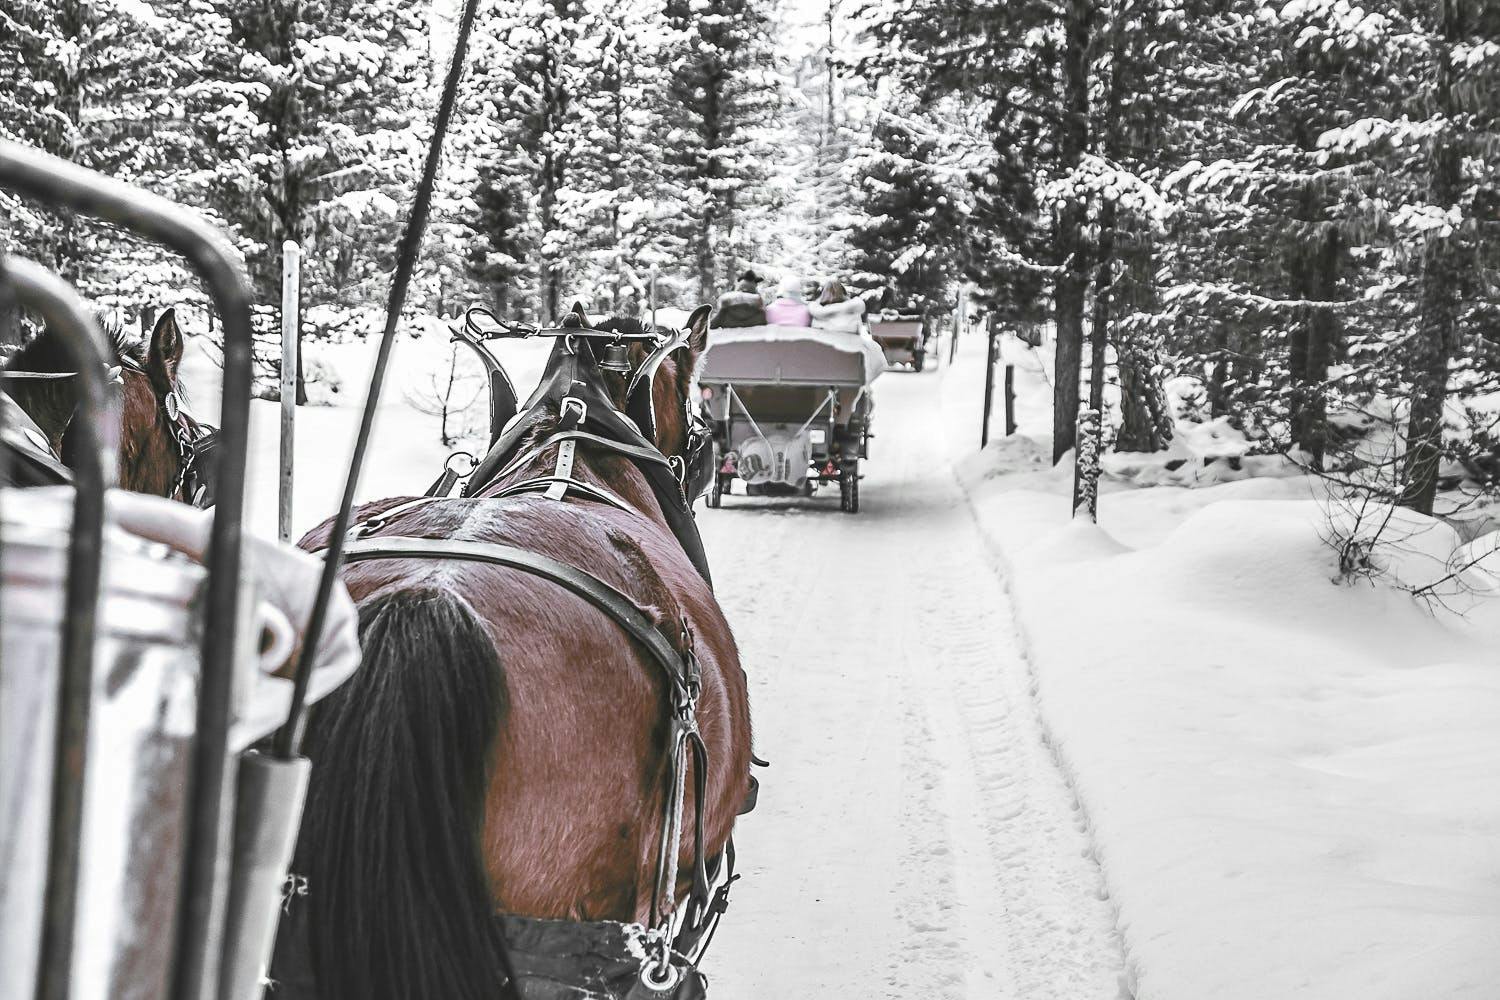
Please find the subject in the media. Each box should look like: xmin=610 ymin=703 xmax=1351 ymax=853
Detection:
xmin=0 ymin=0 xmax=210 ymax=316
xmin=197 ymin=0 xmax=429 ymax=311
xmin=190 ymin=0 xmax=428 ymax=397
xmin=558 ymin=0 xmax=668 ymax=315
xmin=846 ymin=103 xmax=963 ymax=310
xmin=1398 ymin=0 xmax=1500 ymax=513
xmin=659 ymin=0 xmax=779 ymax=300
xmin=864 ymin=0 xmax=1099 ymax=463
xmin=773 ymin=0 xmax=862 ymax=279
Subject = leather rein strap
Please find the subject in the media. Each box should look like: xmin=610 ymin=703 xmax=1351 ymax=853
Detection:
xmin=338 ymin=535 xmax=715 ymax=958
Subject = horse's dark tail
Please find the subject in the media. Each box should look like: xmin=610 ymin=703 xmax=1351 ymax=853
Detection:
xmin=296 ymin=586 xmax=513 ymax=1000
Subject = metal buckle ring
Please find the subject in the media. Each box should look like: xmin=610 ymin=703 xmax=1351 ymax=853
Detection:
xmin=639 ymin=952 xmax=682 ymax=992
xmin=445 ymin=450 xmax=477 ymax=476
xmin=560 ymin=395 xmax=588 ymax=426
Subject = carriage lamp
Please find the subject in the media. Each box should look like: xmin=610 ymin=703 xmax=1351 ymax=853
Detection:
xmin=700 ymin=386 xmax=714 ymax=401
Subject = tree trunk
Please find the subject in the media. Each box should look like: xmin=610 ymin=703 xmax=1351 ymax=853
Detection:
xmin=1073 ymin=197 xmax=1115 ymax=516
xmin=1401 ymin=3 xmax=1463 ymax=515
xmin=1051 ymin=0 xmax=1094 ymax=464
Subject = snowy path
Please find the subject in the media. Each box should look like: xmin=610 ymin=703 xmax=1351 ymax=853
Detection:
xmin=699 ymin=361 xmax=1126 ymax=999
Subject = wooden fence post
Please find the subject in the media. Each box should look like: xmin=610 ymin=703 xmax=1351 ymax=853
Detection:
xmin=981 ymin=315 xmax=999 ymax=448
xmin=278 ymin=240 xmax=300 ymax=543
xmin=1004 ymin=362 xmax=1017 ymax=437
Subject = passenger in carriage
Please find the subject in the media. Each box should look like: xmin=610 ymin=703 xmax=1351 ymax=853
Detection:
xmin=710 ymin=269 xmax=768 ymax=328
xmin=764 ymin=274 xmax=812 ymax=327
xmin=807 ymin=279 xmax=867 ymax=334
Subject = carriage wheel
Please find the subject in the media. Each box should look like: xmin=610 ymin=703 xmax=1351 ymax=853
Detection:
xmin=839 ymin=462 xmax=860 ymax=514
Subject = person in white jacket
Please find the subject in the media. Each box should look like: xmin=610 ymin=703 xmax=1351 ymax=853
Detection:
xmin=807 ymin=279 xmax=867 ymax=334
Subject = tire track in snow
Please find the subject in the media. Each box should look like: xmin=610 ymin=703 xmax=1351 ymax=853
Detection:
xmin=700 ymin=368 xmax=1124 ymax=999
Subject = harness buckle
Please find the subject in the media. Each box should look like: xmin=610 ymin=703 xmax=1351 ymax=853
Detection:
xmin=559 ymin=395 xmax=588 ymax=429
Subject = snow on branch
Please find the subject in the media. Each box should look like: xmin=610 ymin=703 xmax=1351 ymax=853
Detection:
xmin=1041 ymin=154 xmax=1169 ymax=227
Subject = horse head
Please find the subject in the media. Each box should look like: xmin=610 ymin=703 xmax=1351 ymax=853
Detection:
xmin=564 ymin=302 xmax=715 ymax=501
xmin=4 ymin=307 xmax=215 ymax=503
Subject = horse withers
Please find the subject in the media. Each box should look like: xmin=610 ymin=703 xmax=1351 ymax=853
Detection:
xmin=279 ymin=305 xmax=754 ymax=1000
xmin=2 ymin=308 xmax=219 ymax=504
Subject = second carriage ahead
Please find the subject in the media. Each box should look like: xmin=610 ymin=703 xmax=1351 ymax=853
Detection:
xmin=698 ymin=325 xmax=883 ymax=513
xmin=868 ymin=310 xmax=931 ymax=371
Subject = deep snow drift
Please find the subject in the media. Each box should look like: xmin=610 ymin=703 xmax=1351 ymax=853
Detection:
xmin=948 ymin=333 xmax=1500 ymax=1000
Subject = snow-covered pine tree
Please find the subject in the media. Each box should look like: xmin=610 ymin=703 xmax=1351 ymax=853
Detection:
xmin=1396 ymin=0 xmax=1500 ymax=513
xmin=468 ymin=0 xmax=593 ymax=321
xmin=1152 ymin=1 xmax=1408 ymax=467
xmin=557 ymin=0 xmax=668 ymax=316
xmin=457 ymin=0 xmax=541 ymax=318
xmin=773 ymin=0 xmax=863 ymax=280
xmin=865 ymin=0 xmax=1098 ymax=463
xmin=195 ymin=0 xmax=429 ymax=368
xmin=658 ymin=0 xmax=779 ymax=301
xmin=845 ymin=100 xmax=963 ymax=311
xmin=0 ymin=0 xmax=210 ymax=326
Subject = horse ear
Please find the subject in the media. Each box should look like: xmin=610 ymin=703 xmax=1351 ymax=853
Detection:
xmin=683 ymin=304 xmax=712 ymax=363
xmin=147 ymin=308 xmax=183 ymax=384
xmin=569 ymin=302 xmax=592 ymax=328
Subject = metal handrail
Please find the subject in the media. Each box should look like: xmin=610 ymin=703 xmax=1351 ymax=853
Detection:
xmin=0 ymin=137 xmax=256 ymax=1000
xmin=0 ymin=256 xmax=119 ymax=1000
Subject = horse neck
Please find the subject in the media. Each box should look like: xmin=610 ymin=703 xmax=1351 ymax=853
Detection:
xmin=479 ymin=434 xmax=670 ymax=528
xmin=3 ymin=379 xmax=75 ymax=452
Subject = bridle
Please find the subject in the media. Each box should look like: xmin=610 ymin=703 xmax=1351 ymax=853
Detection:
xmin=463 ymin=309 xmax=715 ymax=507
xmin=2 ymin=354 xmax=219 ymax=507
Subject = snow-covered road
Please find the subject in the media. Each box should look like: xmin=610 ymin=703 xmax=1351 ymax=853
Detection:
xmin=700 ymin=360 xmax=1126 ymax=999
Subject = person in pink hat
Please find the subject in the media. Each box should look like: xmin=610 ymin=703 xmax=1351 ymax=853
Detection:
xmin=764 ymin=274 xmax=812 ymax=327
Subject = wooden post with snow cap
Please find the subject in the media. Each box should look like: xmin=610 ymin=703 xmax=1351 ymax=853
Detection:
xmin=279 ymin=240 xmax=300 ymax=542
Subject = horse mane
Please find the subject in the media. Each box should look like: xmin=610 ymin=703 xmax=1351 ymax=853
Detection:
xmin=4 ymin=316 xmax=143 ymax=373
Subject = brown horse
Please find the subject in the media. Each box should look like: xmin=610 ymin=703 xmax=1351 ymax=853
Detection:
xmin=3 ymin=308 xmax=203 ymax=499
xmin=285 ymin=306 xmax=753 ymax=1000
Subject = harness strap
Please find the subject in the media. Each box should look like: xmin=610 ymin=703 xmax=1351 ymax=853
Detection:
xmin=491 ymin=428 xmax=675 ymax=489
xmin=495 ymin=476 xmax=634 ymax=512
xmin=346 ymin=496 xmax=450 ymax=540
xmin=545 ymin=439 xmax=577 ymax=500
xmin=340 ymin=535 xmax=695 ymax=713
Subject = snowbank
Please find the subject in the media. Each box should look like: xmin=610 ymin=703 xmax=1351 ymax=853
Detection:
xmin=179 ymin=318 xmax=556 ymax=538
xmin=944 ymin=337 xmax=1500 ymax=1000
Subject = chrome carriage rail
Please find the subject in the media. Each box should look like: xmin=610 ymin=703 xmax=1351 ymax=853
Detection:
xmin=0 ymin=138 xmax=256 ymax=1000
xmin=0 ymin=255 xmax=119 ymax=1000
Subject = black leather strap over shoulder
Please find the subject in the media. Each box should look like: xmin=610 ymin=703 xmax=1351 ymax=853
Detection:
xmin=341 ymin=536 xmax=691 ymax=702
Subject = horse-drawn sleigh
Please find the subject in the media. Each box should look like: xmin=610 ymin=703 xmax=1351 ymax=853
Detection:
xmin=697 ymin=325 xmax=883 ymax=513
xmin=0 ymin=21 xmax=757 ymax=992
